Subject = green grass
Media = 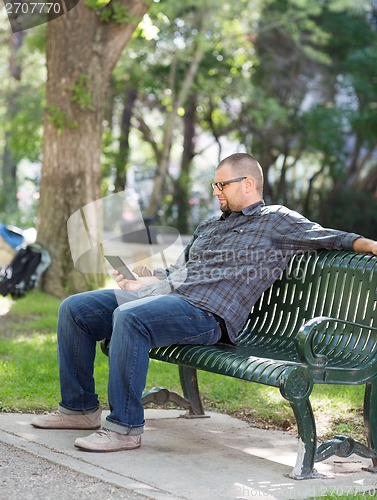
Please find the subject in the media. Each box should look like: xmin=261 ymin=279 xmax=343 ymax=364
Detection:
xmin=309 ymin=493 xmax=376 ymax=500
xmin=0 ymin=291 xmax=366 ymax=444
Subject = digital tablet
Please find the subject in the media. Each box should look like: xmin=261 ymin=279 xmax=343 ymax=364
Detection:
xmin=104 ymin=255 xmax=137 ymax=281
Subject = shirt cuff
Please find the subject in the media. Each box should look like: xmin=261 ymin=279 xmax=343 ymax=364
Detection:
xmin=341 ymin=232 xmax=362 ymax=251
xmin=153 ymin=268 xmax=168 ymax=280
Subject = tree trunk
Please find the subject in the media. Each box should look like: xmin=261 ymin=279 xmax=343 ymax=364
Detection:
xmin=1 ymin=136 xmax=18 ymax=216
xmin=1 ymin=32 xmax=24 ymax=216
xmin=146 ymin=42 xmax=205 ymax=217
xmin=37 ymin=0 xmax=148 ymax=297
xmin=176 ymin=95 xmax=197 ymax=234
xmin=114 ymin=85 xmax=138 ymax=191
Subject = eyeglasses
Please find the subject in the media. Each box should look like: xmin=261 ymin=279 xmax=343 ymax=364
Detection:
xmin=211 ymin=176 xmax=247 ymax=191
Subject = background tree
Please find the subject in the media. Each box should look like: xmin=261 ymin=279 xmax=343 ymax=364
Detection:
xmin=1 ymin=32 xmax=24 ymax=216
xmin=237 ymin=0 xmax=331 ymax=203
xmin=235 ymin=0 xmax=377 ymax=239
xmin=36 ymin=0 xmax=148 ymax=297
xmin=317 ymin=5 xmax=377 ymax=235
xmin=0 ymin=26 xmax=45 ymax=224
xmin=132 ymin=2 xmax=214 ymax=218
xmin=103 ymin=0 xmax=257 ymax=231
xmin=99 ymin=0 xmax=376 ymax=238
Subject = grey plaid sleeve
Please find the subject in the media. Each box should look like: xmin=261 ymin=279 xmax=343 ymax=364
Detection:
xmin=274 ymin=210 xmax=361 ymax=251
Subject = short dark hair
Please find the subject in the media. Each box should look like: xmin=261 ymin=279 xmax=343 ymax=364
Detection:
xmin=217 ymin=153 xmax=264 ymax=195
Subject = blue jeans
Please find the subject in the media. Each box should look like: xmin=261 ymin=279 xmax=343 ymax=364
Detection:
xmin=57 ymin=289 xmax=221 ymax=435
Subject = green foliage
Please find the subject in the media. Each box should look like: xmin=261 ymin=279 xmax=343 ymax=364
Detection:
xmin=85 ymin=0 xmax=111 ymax=17
xmin=46 ymin=105 xmax=77 ymax=134
xmin=85 ymin=0 xmax=136 ymax=24
xmin=70 ymin=73 xmax=95 ymax=111
xmin=231 ymin=0 xmax=377 ymax=217
xmin=302 ymin=104 xmax=346 ymax=175
xmin=7 ymin=87 xmax=44 ymax=163
xmin=86 ymin=0 xmax=109 ymax=7
xmin=309 ymin=493 xmax=376 ymax=500
xmin=249 ymin=90 xmax=289 ymax=131
xmin=0 ymin=27 xmax=46 ymax=220
xmin=320 ymin=7 xmax=377 ymax=148
xmin=320 ymin=189 xmax=377 ymax=240
xmin=110 ymin=2 xmax=135 ymax=24
xmin=23 ymin=24 xmax=46 ymax=53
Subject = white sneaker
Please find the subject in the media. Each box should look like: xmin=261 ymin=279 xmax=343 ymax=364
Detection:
xmin=31 ymin=407 xmax=102 ymax=430
xmin=74 ymin=428 xmax=141 ymax=452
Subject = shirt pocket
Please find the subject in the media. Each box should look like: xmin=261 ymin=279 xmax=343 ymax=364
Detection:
xmin=224 ymin=227 xmax=254 ymax=249
xmin=229 ymin=228 xmax=273 ymax=263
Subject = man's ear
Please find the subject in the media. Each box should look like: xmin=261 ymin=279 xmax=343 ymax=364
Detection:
xmin=244 ymin=177 xmax=255 ymax=193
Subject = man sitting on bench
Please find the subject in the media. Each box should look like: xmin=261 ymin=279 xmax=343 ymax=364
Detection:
xmin=31 ymin=153 xmax=377 ymax=452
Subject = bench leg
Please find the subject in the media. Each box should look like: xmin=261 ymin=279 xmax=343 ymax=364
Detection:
xmin=141 ymin=366 xmax=207 ymax=418
xmin=178 ymin=365 xmax=207 ymax=417
xmin=287 ymin=398 xmax=323 ymax=480
xmin=314 ymin=383 xmax=377 ymax=469
xmin=141 ymin=386 xmax=193 ymax=410
xmin=362 ymin=381 xmax=377 ymax=472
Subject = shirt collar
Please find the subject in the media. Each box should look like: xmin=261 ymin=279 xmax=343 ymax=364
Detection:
xmin=240 ymin=199 xmax=265 ymax=215
xmin=219 ymin=200 xmax=265 ymax=220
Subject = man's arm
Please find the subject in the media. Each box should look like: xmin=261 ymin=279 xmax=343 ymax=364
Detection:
xmin=353 ymin=237 xmax=377 ymax=255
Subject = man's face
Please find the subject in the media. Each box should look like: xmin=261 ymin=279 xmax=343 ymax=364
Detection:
xmin=212 ymin=165 xmax=246 ymax=213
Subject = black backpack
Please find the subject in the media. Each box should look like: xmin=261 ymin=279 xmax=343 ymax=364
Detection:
xmin=0 ymin=244 xmax=51 ymax=298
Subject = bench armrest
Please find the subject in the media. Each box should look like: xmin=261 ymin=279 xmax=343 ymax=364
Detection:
xmin=296 ymin=316 xmax=377 ymax=369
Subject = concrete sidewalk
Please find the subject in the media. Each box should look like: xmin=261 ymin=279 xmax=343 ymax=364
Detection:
xmin=0 ymin=409 xmax=376 ymax=499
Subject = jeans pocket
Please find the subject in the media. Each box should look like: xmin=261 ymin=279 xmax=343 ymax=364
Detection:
xmin=176 ymin=323 xmax=222 ymax=346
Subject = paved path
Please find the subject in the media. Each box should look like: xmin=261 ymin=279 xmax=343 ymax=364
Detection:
xmin=0 ymin=409 xmax=376 ymax=499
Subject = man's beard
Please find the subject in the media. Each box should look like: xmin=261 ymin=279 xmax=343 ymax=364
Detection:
xmin=219 ymin=198 xmax=230 ymax=211
xmin=220 ymin=204 xmax=231 ymax=214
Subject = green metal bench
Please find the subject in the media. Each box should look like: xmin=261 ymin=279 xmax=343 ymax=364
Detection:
xmin=101 ymin=249 xmax=377 ymax=479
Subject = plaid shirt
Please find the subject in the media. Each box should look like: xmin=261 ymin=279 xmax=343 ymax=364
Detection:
xmin=139 ymin=200 xmax=360 ymax=342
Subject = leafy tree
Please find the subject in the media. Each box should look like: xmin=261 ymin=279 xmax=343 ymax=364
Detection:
xmin=0 ymin=24 xmax=45 ymax=224
xmin=104 ymin=0 xmax=258 ymax=232
xmin=134 ymin=2 xmax=214 ymax=218
xmin=1 ymin=32 xmax=24 ymax=218
xmin=321 ymin=189 xmax=377 ymax=240
xmin=234 ymin=0 xmax=377 ymax=241
xmin=36 ymin=0 xmax=149 ymax=297
xmin=237 ymin=0 xmax=331 ymax=203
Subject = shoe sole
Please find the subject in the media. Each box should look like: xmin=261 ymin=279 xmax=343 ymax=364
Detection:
xmin=31 ymin=423 xmax=101 ymax=430
xmin=74 ymin=440 xmax=141 ymax=452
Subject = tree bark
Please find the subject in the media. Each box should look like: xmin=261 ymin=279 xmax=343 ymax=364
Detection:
xmin=1 ymin=32 xmax=24 ymax=216
xmin=114 ymin=85 xmax=138 ymax=191
xmin=176 ymin=95 xmax=197 ymax=234
xmin=37 ymin=0 xmax=148 ymax=297
xmin=146 ymin=42 xmax=205 ymax=217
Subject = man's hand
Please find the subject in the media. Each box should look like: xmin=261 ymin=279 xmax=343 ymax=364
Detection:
xmin=353 ymin=237 xmax=377 ymax=256
xmin=113 ymin=269 xmax=159 ymax=291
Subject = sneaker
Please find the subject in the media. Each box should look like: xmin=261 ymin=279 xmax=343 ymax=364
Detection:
xmin=31 ymin=407 xmax=102 ymax=430
xmin=74 ymin=428 xmax=141 ymax=452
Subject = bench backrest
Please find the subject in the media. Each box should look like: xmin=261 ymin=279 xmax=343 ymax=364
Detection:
xmin=236 ymin=250 xmax=377 ymax=361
